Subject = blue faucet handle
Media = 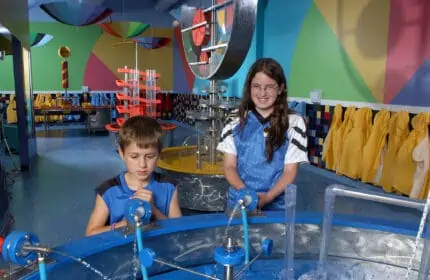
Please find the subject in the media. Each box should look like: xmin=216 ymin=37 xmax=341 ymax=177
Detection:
xmin=227 ymin=188 xmax=258 ymax=211
xmin=261 ymin=239 xmax=273 ymax=256
xmin=125 ymin=199 xmax=152 ymax=225
xmin=2 ymin=231 xmax=40 ymax=265
xmin=236 ymin=189 xmax=258 ymax=211
xmin=139 ymin=248 xmax=156 ymax=268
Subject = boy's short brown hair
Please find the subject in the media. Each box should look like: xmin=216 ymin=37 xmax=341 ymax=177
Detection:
xmin=118 ymin=116 xmax=163 ymax=152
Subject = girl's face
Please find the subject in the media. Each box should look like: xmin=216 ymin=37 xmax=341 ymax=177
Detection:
xmin=250 ymin=72 xmax=283 ymax=118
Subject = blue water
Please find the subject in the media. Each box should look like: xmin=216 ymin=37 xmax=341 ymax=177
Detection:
xmin=148 ymin=258 xmax=416 ymax=280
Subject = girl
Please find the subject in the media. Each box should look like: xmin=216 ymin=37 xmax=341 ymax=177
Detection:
xmin=217 ymin=58 xmax=308 ymax=210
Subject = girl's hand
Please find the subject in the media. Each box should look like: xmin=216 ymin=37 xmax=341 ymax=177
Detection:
xmin=132 ymin=189 xmax=154 ymax=204
xmin=257 ymin=192 xmax=272 ymax=208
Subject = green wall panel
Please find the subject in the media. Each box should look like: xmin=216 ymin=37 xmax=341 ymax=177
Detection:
xmin=289 ymin=3 xmax=375 ymax=102
xmin=0 ymin=22 xmax=102 ymax=91
xmin=30 ymin=23 xmax=102 ymax=91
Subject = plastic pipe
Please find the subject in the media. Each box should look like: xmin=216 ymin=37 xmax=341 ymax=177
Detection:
xmin=284 ymin=184 xmax=297 ymax=280
xmin=418 ymin=231 xmax=430 ymax=280
xmin=241 ymin=206 xmax=250 ymax=264
xmin=38 ymin=254 xmax=47 ymax=280
xmin=136 ymin=226 xmax=149 ymax=280
xmin=317 ymin=185 xmax=337 ymax=279
xmin=416 ymin=192 xmax=430 ymax=280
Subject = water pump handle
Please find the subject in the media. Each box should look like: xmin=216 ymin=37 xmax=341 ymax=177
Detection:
xmin=261 ymin=239 xmax=273 ymax=256
xmin=139 ymin=248 xmax=156 ymax=268
xmin=125 ymin=199 xmax=152 ymax=225
xmin=237 ymin=189 xmax=258 ymax=211
xmin=2 ymin=231 xmax=40 ymax=265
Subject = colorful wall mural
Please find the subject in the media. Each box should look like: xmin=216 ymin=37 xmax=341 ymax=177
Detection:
xmin=174 ymin=0 xmax=430 ymax=106
xmin=0 ymin=22 xmax=174 ymax=92
xmin=265 ymin=0 xmax=430 ymax=106
xmin=86 ymin=25 xmax=173 ymax=91
xmin=2 ymin=0 xmax=430 ymax=107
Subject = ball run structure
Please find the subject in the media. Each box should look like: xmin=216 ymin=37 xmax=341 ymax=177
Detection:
xmin=105 ymin=66 xmax=177 ymax=146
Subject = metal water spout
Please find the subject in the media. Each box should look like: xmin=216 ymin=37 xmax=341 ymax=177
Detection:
xmin=214 ymin=237 xmax=245 ymax=280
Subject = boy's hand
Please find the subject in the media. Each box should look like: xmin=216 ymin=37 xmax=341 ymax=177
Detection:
xmin=132 ymin=189 xmax=154 ymax=204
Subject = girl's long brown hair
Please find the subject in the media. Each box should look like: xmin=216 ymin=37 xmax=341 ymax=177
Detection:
xmin=238 ymin=58 xmax=290 ymax=162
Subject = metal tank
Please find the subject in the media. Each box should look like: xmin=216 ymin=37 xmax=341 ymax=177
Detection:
xmin=2 ymin=184 xmax=429 ymax=280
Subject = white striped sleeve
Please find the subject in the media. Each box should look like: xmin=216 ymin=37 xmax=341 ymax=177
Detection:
xmin=217 ymin=111 xmax=239 ymax=155
xmin=285 ymin=114 xmax=309 ymax=164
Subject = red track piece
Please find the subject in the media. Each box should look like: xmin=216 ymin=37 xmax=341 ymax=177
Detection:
xmin=192 ymin=9 xmax=211 ymax=46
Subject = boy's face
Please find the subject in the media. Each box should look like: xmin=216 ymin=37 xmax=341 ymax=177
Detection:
xmin=119 ymin=141 xmax=159 ymax=183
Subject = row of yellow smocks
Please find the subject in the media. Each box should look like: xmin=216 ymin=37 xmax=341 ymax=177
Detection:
xmin=6 ymin=95 xmax=17 ymax=124
xmin=338 ymin=107 xmax=373 ymax=179
xmin=361 ymin=109 xmax=390 ymax=183
xmin=34 ymin=94 xmax=63 ymax=122
xmin=322 ymin=105 xmax=356 ymax=172
xmin=7 ymin=94 xmax=66 ymax=124
xmin=322 ymin=105 xmax=430 ymax=200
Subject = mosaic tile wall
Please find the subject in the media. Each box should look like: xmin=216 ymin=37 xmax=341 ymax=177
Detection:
xmin=305 ymin=104 xmax=334 ymax=168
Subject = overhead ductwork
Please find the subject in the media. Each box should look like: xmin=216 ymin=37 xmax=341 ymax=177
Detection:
xmin=154 ymin=0 xmax=200 ymax=12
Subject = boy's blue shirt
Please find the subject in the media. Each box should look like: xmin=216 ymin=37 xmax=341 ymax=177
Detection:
xmin=96 ymin=172 xmax=175 ymax=224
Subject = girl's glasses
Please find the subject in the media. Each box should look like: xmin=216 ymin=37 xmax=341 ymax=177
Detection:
xmin=251 ymin=84 xmax=278 ymax=94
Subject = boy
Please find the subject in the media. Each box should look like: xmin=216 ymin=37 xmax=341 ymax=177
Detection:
xmin=86 ymin=116 xmax=182 ymax=236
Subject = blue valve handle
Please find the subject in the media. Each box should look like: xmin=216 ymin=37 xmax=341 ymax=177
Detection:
xmin=236 ymin=189 xmax=258 ymax=211
xmin=2 ymin=231 xmax=40 ymax=266
xmin=228 ymin=188 xmax=259 ymax=211
xmin=139 ymin=248 xmax=156 ymax=268
xmin=125 ymin=199 xmax=152 ymax=225
xmin=261 ymin=239 xmax=273 ymax=256
xmin=2 ymin=231 xmax=47 ymax=280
